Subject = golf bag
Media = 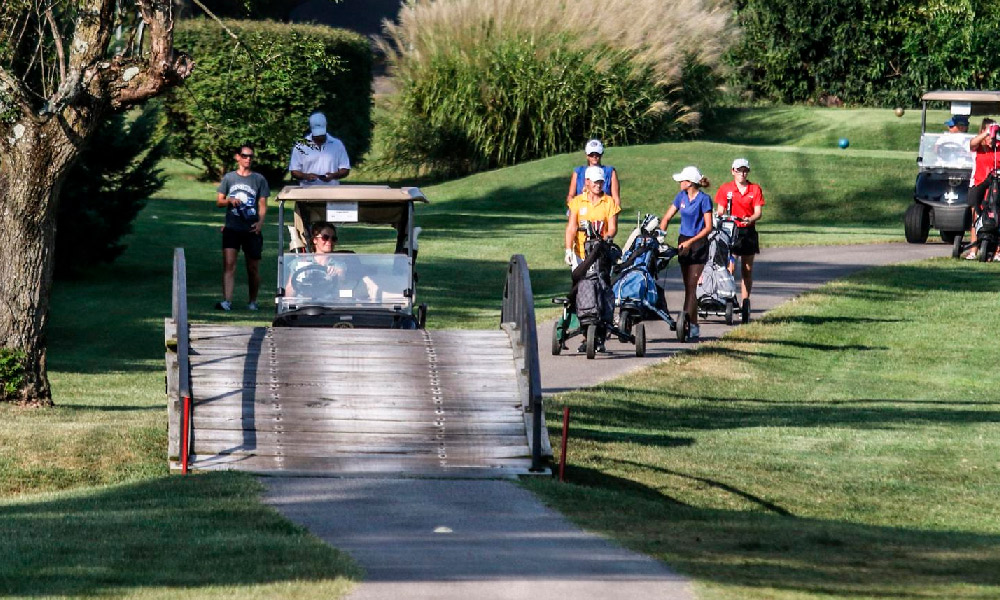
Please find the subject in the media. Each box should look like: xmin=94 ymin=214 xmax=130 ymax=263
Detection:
xmin=697 ymin=217 xmax=738 ymax=305
xmin=572 ymin=236 xmax=618 ymax=326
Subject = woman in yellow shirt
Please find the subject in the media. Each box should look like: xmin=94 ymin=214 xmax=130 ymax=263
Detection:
xmin=565 ymin=166 xmax=621 ymax=266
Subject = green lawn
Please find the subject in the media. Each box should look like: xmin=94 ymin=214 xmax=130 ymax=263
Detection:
xmin=2 ymin=105 xmax=977 ymax=598
xmin=525 ymin=260 xmax=1000 ymax=599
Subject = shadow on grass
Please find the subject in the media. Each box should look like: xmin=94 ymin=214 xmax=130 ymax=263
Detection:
xmin=527 ymin=473 xmax=1000 ymax=598
xmin=555 ymin=392 xmax=1000 ymax=433
xmin=0 ymin=472 xmax=359 ymax=597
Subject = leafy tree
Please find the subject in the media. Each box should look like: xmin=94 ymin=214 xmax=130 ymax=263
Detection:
xmin=0 ymin=1 xmax=192 ymax=404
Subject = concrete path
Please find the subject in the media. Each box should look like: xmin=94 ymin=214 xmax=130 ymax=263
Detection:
xmin=265 ymin=478 xmax=693 ymax=599
xmin=263 ymin=242 xmax=948 ymax=600
xmin=541 ymin=242 xmax=948 ymax=393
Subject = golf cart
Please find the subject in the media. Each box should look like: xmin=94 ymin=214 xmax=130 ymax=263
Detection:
xmin=272 ymin=185 xmax=427 ymax=329
xmin=907 ymin=90 xmax=1000 ymax=245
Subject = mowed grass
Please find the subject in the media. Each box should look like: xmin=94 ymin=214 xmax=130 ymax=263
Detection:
xmin=0 ymin=473 xmax=359 ymax=598
xmin=525 ymin=260 xmax=1000 ymax=599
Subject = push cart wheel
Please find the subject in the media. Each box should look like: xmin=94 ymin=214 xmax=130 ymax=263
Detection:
xmin=741 ymin=298 xmax=751 ymax=324
xmin=676 ymin=311 xmax=689 ymax=342
xmin=951 ymin=234 xmax=963 ymax=259
xmin=725 ymin=300 xmax=735 ymax=325
xmin=978 ymin=239 xmax=992 ymax=262
xmin=634 ymin=323 xmax=646 ymax=357
xmin=551 ymin=322 xmax=562 ymax=355
xmin=586 ymin=326 xmax=597 ymax=359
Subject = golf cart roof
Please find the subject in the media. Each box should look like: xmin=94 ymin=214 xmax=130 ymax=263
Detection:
xmin=277 ymin=185 xmax=428 ymax=204
xmin=922 ymin=90 xmax=1000 ymax=115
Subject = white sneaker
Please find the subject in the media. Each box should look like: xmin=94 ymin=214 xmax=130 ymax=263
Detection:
xmin=247 ymin=301 xmax=259 ymax=311
xmin=689 ymin=324 xmax=700 ymax=339
xmin=215 ymin=300 xmax=232 ymax=311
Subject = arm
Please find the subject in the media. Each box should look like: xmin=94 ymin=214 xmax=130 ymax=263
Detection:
xmin=610 ymin=169 xmax=621 ymax=208
xmin=565 ymin=209 xmax=579 ymax=254
xmin=661 ymin=204 xmax=678 ymax=231
xmin=291 ymin=169 xmax=320 ymax=182
xmin=321 ymin=167 xmax=350 ymax=182
xmin=605 ymin=211 xmax=618 ymax=239
xmin=971 ymin=131 xmax=990 ymax=151
xmin=679 ymin=211 xmax=714 ymax=252
xmin=742 ymin=204 xmax=763 ymax=226
xmin=216 ymin=192 xmax=233 ymax=208
xmin=567 ymin=171 xmax=578 ymax=204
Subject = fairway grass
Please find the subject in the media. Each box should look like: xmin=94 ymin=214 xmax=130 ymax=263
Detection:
xmin=525 ymin=260 xmax=1000 ymax=599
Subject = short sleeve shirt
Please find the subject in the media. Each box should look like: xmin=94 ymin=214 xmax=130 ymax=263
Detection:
xmin=971 ymin=144 xmax=996 ymax=187
xmin=217 ymin=171 xmax=269 ymax=232
xmin=672 ymin=190 xmax=713 ymax=237
xmin=568 ymin=193 xmax=621 ymax=257
xmin=715 ymin=181 xmax=765 ymax=228
xmin=573 ymin=165 xmax=615 ymax=195
xmin=288 ymin=136 xmax=351 ymax=186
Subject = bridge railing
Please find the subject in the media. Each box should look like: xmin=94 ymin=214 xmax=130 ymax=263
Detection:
xmin=168 ymin=248 xmax=192 ymax=474
xmin=501 ymin=254 xmax=548 ymax=471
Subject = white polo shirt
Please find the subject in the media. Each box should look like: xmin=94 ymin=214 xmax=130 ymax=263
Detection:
xmin=288 ymin=136 xmax=351 ymax=186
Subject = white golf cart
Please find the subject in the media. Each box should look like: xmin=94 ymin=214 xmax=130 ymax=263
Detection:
xmin=272 ymin=185 xmax=427 ymax=329
xmin=907 ymin=90 xmax=1000 ymax=247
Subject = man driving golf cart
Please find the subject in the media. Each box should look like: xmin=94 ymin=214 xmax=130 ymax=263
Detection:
xmin=272 ymin=185 xmax=427 ymax=329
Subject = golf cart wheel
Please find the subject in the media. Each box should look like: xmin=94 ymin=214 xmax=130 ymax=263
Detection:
xmin=725 ymin=299 xmax=735 ymax=326
xmin=951 ymin=234 xmax=964 ymax=259
xmin=676 ymin=311 xmax=689 ymax=342
xmin=904 ymin=204 xmax=930 ymax=244
xmin=634 ymin=323 xmax=647 ymax=357
xmin=741 ymin=298 xmax=751 ymax=324
xmin=551 ymin=322 xmax=563 ymax=356
xmin=978 ymin=239 xmax=993 ymax=262
xmin=586 ymin=326 xmax=597 ymax=360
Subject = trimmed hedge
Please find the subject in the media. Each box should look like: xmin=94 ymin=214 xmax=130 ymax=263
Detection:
xmin=164 ymin=19 xmax=372 ymax=183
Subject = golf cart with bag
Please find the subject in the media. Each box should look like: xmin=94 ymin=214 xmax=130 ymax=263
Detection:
xmin=907 ymin=90 xmax=1000 ymax=248
xmin=272 ymin=185 xmax=427 ymax=329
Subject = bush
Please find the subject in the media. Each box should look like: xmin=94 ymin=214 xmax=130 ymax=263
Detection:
xmin=55 ymin=105 xmax=166 ymax=275
xmin=375 ymin=0 xmax=732 ymax=177
xmin=164 ymin=19 xmax=372 ymax=183
xmin=726 ymin=0 xmax=1000 ymax=106
xmin=0 ymin=348 xmax=26 ymax=401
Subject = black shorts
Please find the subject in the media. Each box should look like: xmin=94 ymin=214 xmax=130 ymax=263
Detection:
xmin=677 ymin=234 xmax=709 ymax=266
xmin=222 ymin=228 xmax=264 ymax=260
xmin=969 ymin=173 xmax=995 ymax=209
xmin=731 ymin=225 xmax=761 ymax=256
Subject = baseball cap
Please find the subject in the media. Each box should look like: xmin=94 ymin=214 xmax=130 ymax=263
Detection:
xmin=584 ymin=139 xmax=604 ymax=155
xmin=672 ymin=165 xmax=703 ymax=183
xmin=945 ymin=115 xmax=969 ymax=127
xmin=309 ymin=112 xmax=327 ymax=137
xmin=585 ymin=165 xmax=606 ymax=182
xmin=732 ymin=158 xmax=750 ymax=170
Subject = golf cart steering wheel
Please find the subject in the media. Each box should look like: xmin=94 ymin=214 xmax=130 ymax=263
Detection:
xmin=936 ymin=141 xmax=967 ymax=163
xmin=291 ymin=263 xmax=337 ymax=295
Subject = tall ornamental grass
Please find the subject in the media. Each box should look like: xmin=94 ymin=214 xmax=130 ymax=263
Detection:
xmin=375 ymin=0 xmax=733 ymax=177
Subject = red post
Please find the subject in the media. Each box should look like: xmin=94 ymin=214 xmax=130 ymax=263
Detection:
xmin=559 ymin=406 xmax=570 ymax=483
xmin=181 ymin=396 xmax=191 ymax=474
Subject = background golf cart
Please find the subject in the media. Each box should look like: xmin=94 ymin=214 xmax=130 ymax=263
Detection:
xmin=906 ymin=90 xmax=1000 ymax=246
xmin=273 ymin=185 xmax=427 ymax=329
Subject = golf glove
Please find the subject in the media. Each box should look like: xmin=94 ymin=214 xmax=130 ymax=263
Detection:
xmin=564 ymin=248 xmax=574 ymax=266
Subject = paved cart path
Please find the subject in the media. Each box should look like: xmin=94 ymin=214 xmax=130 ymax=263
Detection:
xmin=264 ymin=242 xmax=947 ymax=600
xmin=541 ymin=242 xmax=947 ymax=393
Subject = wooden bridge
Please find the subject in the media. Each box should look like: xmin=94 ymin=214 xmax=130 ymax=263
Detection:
xmin=166 ymin=252 xmax=550 ymax=477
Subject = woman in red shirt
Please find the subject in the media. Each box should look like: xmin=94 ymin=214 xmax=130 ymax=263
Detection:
xmin=966 ymin=118 xmax=998 ymax=258
xmin=714 ymin=158 xmax=765 ymax=310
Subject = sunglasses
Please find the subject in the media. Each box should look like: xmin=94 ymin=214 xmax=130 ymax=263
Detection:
xmin=313 ymin=233 xmax=336 ymax=242
xmin=238 ymin=153 xmax=254 ymax=159
xmin=587 ymin=153 xmax=602 ymax=158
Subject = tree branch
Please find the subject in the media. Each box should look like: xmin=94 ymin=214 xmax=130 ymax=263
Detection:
xmin=0 ymin=65 xmax=35 ymax=117
xmin=108 ymin=0 xmax=192 ymax=109
xmin=45 ymin=7 xmax=66 ymax=87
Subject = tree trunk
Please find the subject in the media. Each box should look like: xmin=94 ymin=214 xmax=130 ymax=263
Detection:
xmin=0 ymin=119 xmax=81 ymax=405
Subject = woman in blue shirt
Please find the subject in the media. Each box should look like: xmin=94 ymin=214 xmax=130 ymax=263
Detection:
xmin=661 ymin=166 xmax=713 ymax=340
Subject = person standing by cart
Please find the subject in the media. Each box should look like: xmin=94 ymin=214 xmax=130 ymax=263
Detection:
xmin=661 ymin=166 xmax=713 ymax=340
xmin=565 ymin=166 xmax=621 ymax=266
xmin=289 ymin=111 xmax=351 ymax=186
xmin=715 ymin=158 xmax=765 ymax=309
xmin=566 ymin=139 xmax=621 ymax=208
xmin=964 ymin=118 xmax=998 ymax=259
xmin=216 ymin=143 xmax=269 ymax=311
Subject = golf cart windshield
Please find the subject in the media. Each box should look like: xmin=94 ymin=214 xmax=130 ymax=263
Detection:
xmin=279 ymin=252 xmax=412 ymax=311
xmin=919 ymin=133 xmax=975 ymax=170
